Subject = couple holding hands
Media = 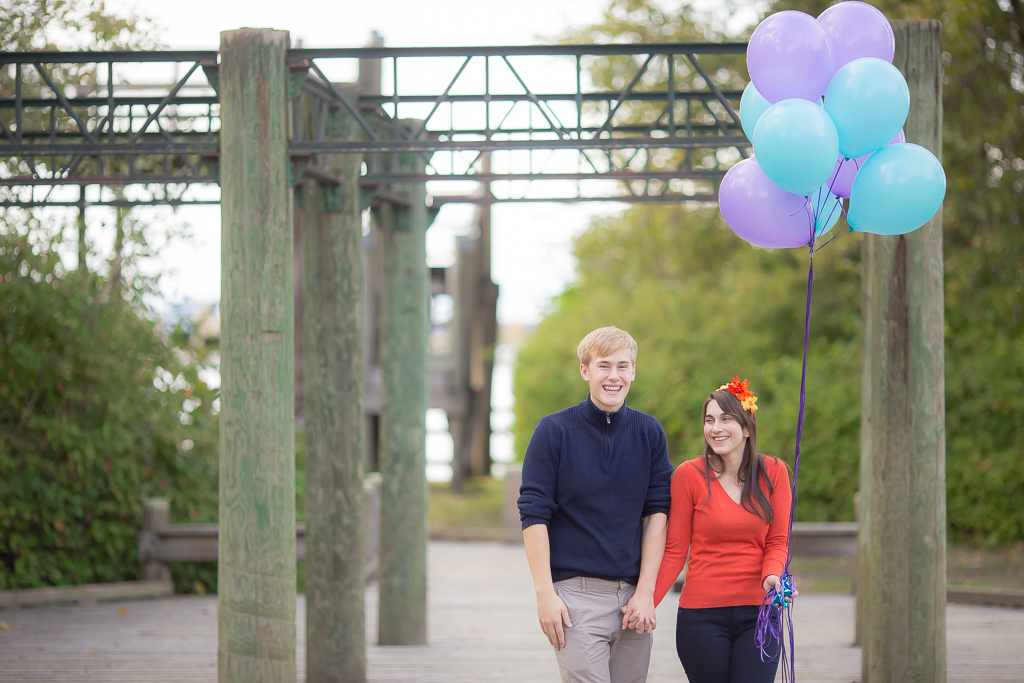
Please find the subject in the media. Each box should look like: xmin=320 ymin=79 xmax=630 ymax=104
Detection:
xmin=518 ymin=326 xmax=796 ymax=683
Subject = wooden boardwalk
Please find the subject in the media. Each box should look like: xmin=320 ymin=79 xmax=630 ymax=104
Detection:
xmin=1 ymin=540 xmax=1022 ymax=682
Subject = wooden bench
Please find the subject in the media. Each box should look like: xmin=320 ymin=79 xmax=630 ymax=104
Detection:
xmin=136 ymin=472 xmax=382 ymax=582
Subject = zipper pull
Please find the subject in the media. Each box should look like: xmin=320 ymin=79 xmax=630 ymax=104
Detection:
xmin=606 ymin=412 xmax=611 ymax=424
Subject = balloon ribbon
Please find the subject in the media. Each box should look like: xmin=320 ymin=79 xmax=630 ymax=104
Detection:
xmin=755 ymin=231 xmax=816 ymax=682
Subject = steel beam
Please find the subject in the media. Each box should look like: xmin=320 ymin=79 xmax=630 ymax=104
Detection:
xmin=0 ymin=43 xmax=749 ymax=204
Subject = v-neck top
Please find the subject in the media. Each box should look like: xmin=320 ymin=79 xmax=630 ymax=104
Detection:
xmin=653 ymin=456 xmax=792 ymax=609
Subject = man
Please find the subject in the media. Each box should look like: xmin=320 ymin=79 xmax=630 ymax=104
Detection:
xmin=518 ymin=326 xmax=673 ymax=683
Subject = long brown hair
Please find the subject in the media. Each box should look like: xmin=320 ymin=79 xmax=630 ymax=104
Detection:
xmin=700 ymin=388 xmax=775 ymax=523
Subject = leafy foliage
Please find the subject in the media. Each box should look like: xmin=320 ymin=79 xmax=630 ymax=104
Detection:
xmin=513 ymin=0 xmax=1024 ymax=545
xmin=0 ymin=231 xmax=218 ymax=590
xmin=0 ymin=0 xmax=155 ymax=51
xmin=0 ymin=1 xmax=225 ymax=591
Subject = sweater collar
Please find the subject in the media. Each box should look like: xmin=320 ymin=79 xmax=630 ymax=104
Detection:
xmin=580 ymin=395 xmax=629 ymax=428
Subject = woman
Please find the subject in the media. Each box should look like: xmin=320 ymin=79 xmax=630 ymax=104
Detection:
xmin=652 ymin=378 xmax=795 ymax=683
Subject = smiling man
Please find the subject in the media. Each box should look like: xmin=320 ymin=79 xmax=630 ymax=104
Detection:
xmin=518 ymin=326 xmax=674 ymax=683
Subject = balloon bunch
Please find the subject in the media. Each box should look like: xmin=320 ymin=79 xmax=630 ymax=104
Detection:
xmin=721 ymin=1 xmax=946 ymax=248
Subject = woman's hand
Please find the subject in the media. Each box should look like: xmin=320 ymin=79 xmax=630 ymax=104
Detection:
xmin=763 ymin=574 xmax=798 ymax=604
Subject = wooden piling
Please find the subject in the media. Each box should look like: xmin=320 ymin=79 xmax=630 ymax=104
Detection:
xmin=217 ymin=28 xmax=296 ymax=683
xmin=858 ymin=19 xmax=946 ymax=683
xmin=377 ymin=145 xmax=429 ymax=646
xmin=302 ymin=97 xmax=368 ymax=682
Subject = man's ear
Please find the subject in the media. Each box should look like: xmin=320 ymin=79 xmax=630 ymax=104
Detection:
xmin=580 ymin=362 xmax=589 ymax=381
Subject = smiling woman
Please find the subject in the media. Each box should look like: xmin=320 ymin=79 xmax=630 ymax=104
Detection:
xmin=653 ymin=378 xmax=794 ymax=683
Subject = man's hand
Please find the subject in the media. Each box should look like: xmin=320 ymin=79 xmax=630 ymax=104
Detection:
xmin=621 ymin=591 xmax=657 ymax=634
xmin=537 ymin=588 xmax=573 ymax=649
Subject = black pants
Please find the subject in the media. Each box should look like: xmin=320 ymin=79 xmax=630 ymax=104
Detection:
xmin=675 ymin=606 xmax=781 ymax=683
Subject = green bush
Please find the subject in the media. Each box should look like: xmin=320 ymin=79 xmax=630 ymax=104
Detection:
xmin=0 ymin=232 xmax=219 ymax=590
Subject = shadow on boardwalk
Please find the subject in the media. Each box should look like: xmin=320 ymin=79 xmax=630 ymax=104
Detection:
xmin=1 ymin=541 xmax=1022 ymax=682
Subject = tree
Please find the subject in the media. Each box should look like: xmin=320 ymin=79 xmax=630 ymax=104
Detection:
xmin=772 ymin=0 xmax=1024 ymax=544
xmin=513 ymin=0 xmax=1024 ymax=544
xmin=0 ymin=1 xmax=222 ymax=590
xmin=0 ymin=0 xmax=160 ymax=273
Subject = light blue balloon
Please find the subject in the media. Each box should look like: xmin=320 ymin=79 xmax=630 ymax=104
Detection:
xmin=740 ymin=82 xmax=771 ymax=141
xmin=752 ymin=98 xmax=840 ymax=196
xmin=824 ymin=57 xmax=909 ymax=159
xmin=812 ymin=185 xmax=843 ymax=237
xmin=847 ymin=143 xmax=946 ymax=235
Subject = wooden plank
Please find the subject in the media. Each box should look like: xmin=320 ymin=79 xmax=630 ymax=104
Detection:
xmin=2 ymin=542 xmax=1024 ymax=683
xmin=0 ymin=581 xmax=173 ymax=608
xmin=428 ymin=526 xmax=522 ymax=543
xmin=947 ymin=586 xmax=1024 ymax=608
xmin=790 ymin=522 xmax=858 ymax=557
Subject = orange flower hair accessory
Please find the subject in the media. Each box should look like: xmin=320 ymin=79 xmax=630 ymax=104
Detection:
xmin=719 ymin=376 xmax=758 ymax=414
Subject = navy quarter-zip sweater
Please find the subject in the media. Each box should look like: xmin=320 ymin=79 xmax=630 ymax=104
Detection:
xmin=517 ymin=397 xmax=674 ymax=584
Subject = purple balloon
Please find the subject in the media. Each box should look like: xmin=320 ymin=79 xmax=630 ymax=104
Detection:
xmin=719 ymin=158 xmax=815 ymax=249
xmin=818 ymin=1 xmax=896 ymax=74
xmin=826 ymin=155 xmax=866 ymax=199
xmin=825 ymin=129 xmax=906 ymax=198
xmin=747 ymin=11 xmax=835 ymax=103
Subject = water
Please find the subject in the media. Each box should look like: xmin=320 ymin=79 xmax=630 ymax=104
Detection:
xmin=425 ymin=342 xmax=517 ymax=482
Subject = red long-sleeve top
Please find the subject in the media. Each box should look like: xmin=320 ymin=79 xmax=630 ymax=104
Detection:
xmin=653 ymin=456 xmax=792 ymax=609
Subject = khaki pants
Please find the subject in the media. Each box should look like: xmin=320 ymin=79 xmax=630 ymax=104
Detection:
xmin=553 ymin=577 xmax=654 ymax=683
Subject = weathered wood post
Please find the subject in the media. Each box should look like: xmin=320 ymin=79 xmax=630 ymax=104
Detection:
xmin=303 ymin=94 xmax=368 ymax=682
xmin=858 ymin=19 xmax=945 ymax=682
xmin=139 ymin=497 xmax=171 ymax=582
xmin=449 ymin=157 xmax=498 ymax=487
xmin=377 ymin=139 xmax=429 ymax=645
xmin=449 ymin=223 xmax=499 ymax=486
xmin=466 ymin=200 xmax=499 ymax=479
xmin=359 ymin=32 xmax=384 ymax=474
xmin=218 ymin=28 xmax=296 ymax=683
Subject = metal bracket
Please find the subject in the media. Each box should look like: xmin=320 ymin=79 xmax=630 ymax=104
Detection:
xmin=289 ymin=152 xmax=312 ymax=187
xmin=287 ymin=58 xmax=311 ymax=101
xmin=200 ymin=61 xmax=220 ymax=96
xmin=199 ymin=151 xmax=220 ymax=184
xmin=320 ymin=184 xmax=344 ymax=213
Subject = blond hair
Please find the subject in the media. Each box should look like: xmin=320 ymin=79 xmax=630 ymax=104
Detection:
xmin=576 ymin=326 xmax=638 ymax=367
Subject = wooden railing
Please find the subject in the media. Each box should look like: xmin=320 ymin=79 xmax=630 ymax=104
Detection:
xmin=498 ymin=468 xmax=860 ymax=556
xmin=5 ymin=471 xmax=1021 ymax=610
xmin=136 ymin=473 xmax=382 ymax=582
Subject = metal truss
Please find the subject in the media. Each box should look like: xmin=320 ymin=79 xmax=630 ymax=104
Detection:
xmin=0 ymin=43 xmax=750 ymax=207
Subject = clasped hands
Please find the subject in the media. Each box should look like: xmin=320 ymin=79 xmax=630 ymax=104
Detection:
xmin=536 ymin=589 xmax=655 ymax=651
xmin=621 ymin=591 xmax=657 ymax=634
